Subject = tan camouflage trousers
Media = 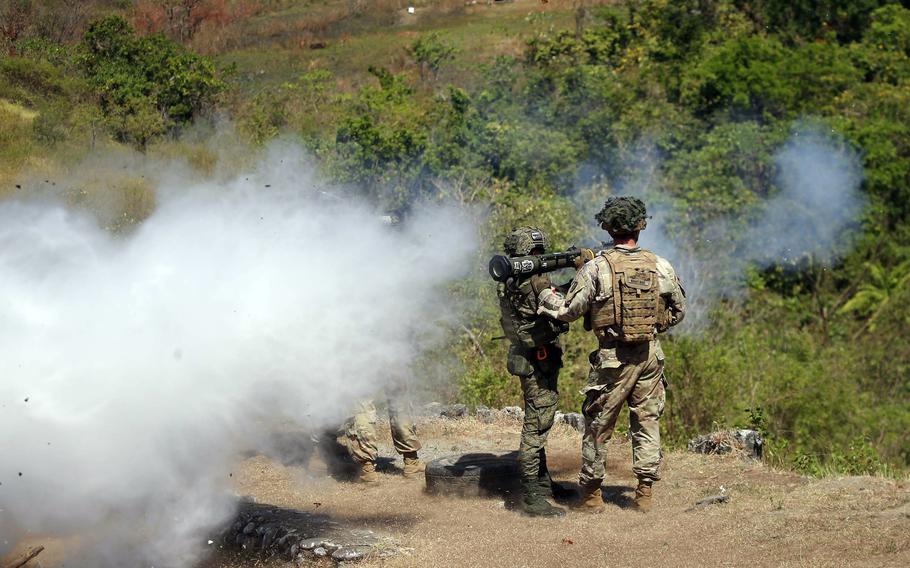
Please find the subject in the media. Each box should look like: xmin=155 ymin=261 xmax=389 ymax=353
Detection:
xmin=340 ymin=396 xmax=421 ymax=464
xmin=578 ymin=342 xmax=666 ymax=488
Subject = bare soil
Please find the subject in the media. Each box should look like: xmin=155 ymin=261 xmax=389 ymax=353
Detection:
xmin=219 ymin=417 xmax=910 ymax=568
xmin=5 ymin=416 xmax=908 ymax=567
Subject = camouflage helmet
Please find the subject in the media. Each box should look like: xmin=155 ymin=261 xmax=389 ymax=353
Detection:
xmin=503 ymin=226 xmax=550 ymax=256
xmin=595 ymin=196 xmax=648 ymax=235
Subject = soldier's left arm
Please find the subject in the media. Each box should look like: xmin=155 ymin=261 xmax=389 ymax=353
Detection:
xmin=535 ymin=262 xmax=597 ymax=322
xmin=656 ymin=256 xmax=686 ymax=328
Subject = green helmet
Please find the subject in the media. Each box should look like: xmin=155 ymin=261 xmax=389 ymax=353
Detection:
xmin=595 ymin=196 xmax=648 ymax=236
xmin=503 ymin=226 xmax=550 ymax=257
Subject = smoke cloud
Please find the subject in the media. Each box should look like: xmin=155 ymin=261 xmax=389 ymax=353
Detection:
xmin=0 ymin=143 xmax=476 ymax=565
xmin=580 ymin=125 xmax=866 ymax=331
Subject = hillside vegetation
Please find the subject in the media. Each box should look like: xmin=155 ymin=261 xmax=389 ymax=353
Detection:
xmin=1 ymin=0 xmax=908 ymax=477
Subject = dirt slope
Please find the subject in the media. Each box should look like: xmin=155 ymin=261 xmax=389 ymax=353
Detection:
xmin=217 ymin=416 xmax=910 ymax=568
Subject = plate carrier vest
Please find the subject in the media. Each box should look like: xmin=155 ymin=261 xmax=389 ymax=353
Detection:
xmin=589 ymin=248 xmax=663 ymax=343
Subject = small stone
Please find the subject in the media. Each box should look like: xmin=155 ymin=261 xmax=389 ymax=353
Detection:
xmin=242 ymin=522 xmax=256 ymax=535
xmin=333 ymin=545 xmax=371 ymax=561
xmin=261 ymin=526 xmax=279 ymax=550
xmin=313 ymin=546 xmax=327 ymax=557
xmin=299 ymin=537 xmax=324 ymax=550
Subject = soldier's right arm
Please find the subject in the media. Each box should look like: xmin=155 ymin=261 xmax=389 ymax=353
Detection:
xmin=535 ymin=261 xmax=598 ymax=322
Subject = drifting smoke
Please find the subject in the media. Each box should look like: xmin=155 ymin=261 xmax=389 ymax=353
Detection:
xmin=582 ymin=125 xmax=866 ymax=332
xmin=0 ymin=144 xmax=476 ymax=565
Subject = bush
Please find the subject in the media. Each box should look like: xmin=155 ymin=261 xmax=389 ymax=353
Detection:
xmin=79 ymin=15 xmax=224 ymax=148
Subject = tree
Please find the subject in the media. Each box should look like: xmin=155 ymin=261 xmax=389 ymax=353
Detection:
xmin=79 ymin=16 xmax=223 ymax=148
xmin=0 ymin=0 xmax=32 ymax=55
xmin=840 ymin=261 xmax=910 ymax=337
xmin=407 ymin=33 xmax=456 ymax=81
xmin=33 ymin=0 xmax=89 ymax=44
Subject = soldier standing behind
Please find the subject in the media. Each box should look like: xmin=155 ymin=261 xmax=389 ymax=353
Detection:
xmin=339 ymin=382 xmax=424 ymax=483
xmin=497 ymin=227 xmax=586 ymax=517
xmin=537 ymin=197 xmax=686 ymax=512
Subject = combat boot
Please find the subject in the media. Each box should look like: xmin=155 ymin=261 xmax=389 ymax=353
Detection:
xmin=358 ymin=461 xmax=378 ymax=483
xmin=521 ymin=480 xmax=566 ymax=518
xmin=633 ymin=480 xmax=652 ymax=512
xmin=402 ymin=452 xmax=424 ymax=478
xmin=575 ymin=485 xmax=605 ymax=512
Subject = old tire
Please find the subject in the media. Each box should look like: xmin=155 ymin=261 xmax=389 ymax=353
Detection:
xmin=424 ymin=452 xmax=520 ymax=497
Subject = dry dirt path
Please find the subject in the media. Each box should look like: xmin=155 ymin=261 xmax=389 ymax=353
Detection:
xmin=215 ymin=417 xmax=910 ymax=568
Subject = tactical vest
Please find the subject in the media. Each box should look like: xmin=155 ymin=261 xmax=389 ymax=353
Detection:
xmin=589 ymin=248 xmax=662 ymax=343
xmin=497 ymin=277 xmax=568 ymax=349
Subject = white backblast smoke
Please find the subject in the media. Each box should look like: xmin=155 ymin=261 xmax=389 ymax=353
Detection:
xmin=0 ymin=144 xmax=476 ymax=565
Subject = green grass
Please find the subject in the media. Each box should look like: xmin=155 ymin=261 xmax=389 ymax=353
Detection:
xmin=218 ymin=1 xmax=577 ymax=95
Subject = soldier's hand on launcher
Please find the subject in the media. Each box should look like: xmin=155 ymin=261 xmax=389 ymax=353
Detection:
xmin=574 ymin=248 xmax=595 ymax=270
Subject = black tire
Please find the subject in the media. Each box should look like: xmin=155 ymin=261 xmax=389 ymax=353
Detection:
xmin=424 ymin=452 xmax=521 ymax=497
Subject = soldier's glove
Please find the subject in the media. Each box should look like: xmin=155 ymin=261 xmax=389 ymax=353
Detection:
xmin=574 ymin=248 xmax=595 ymax=270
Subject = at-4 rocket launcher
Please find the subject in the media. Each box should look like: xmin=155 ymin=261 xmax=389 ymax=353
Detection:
xmin=488 ymin=248 xmax=583 ymax=282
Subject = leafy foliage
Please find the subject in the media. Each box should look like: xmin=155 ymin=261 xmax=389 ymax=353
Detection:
xmin=2 ymin=0 xmax=910 ymax=476
xmin=79 ymin=15 xmax=224 ymax=148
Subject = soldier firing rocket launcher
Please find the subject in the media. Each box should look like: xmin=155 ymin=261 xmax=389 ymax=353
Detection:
xmin=488 ymin=248 xmax=588 ymax=282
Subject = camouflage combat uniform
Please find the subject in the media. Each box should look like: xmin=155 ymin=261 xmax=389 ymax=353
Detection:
xmin=537 ymin=197 xmax=686 ymax=510
xmin=338 ymin=378 xmax=422 ymax=481
xmin=497 ymin=227 xmax=570 ymax=517
xmin=340 ymin=394 xmax=421 ymax=464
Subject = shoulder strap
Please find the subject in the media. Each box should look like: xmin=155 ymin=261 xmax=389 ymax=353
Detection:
xmin=600 ymin=250 xmax=621 ymax=327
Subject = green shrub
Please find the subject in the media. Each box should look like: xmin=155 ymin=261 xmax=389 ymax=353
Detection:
xmin=78 ymin=15 xmax=224 ymax=148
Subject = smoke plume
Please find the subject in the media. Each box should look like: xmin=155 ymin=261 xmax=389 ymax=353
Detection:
xmin=581 ymin=125 xmax=866 ymax=331
xmin=0 ymin=143 xmax=476 ymax=565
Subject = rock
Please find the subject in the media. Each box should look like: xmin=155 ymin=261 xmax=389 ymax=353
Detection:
xmin=555 ymin=411 xmax=584 ymax=432
xmin=500 ymin=406 xmax=524 ymax=420
xmin=421 ymin=402 xmax=444 ymax=417
xmin=261 ymin=526 xmax=279 ymax=550
xmin=440 ymin=404 xmax=468 ymax=419
xmin=475 ymin=405 xmax=496 ymax=424
xmin=320 ymin=540 xmax=340 ymax=551
xmin=333 ymin=545 xmax=372 ymax=561
xmin=299 ymin=537 xmax=325 ymax=550
xmin=688 ymin=429 xmax=763 ymax=460
xmin=686 ymin=494 xmax=730 ymax=512
xmin=220 ymin=501 xmax=400 ymax=564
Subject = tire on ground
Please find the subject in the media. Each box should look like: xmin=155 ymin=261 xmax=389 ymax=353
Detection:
xmin=424 ymin=452 xmax=520 ymax=497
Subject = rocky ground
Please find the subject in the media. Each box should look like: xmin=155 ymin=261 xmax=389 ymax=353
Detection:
xmin=207 ymin=412 xmax=909 ymax=568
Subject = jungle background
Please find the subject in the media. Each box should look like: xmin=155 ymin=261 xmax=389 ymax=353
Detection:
xmin=1 ymin=0 xmax=908 ymax=478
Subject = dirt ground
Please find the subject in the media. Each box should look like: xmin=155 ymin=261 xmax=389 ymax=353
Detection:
xmin=4 ymin=416 xmax=907 ymax=568
xmin=215 ymin=417 xmax=910 ymax=568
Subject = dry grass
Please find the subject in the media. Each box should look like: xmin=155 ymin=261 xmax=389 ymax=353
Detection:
xmin=218 ymin=416 xmax=910 ymax=568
